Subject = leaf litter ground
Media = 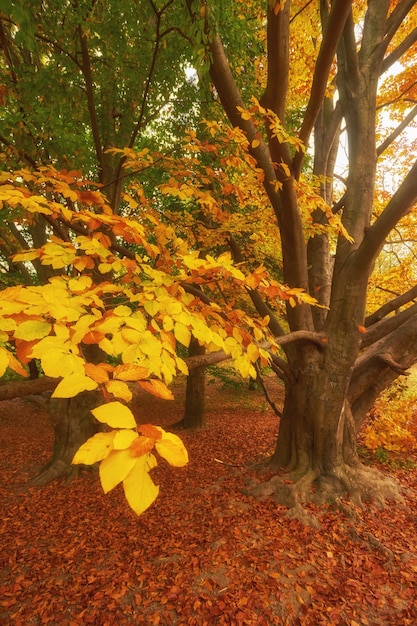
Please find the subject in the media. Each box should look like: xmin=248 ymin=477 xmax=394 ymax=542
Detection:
xmin=1 ymin=378 xmax=417 ymax=625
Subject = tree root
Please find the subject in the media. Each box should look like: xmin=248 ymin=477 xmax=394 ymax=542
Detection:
xmin=247 ymin=462 xmax=404 ymax=526
xmin=28 ymin=459 xmax=95 ymax=487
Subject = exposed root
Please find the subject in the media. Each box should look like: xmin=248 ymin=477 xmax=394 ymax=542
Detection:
xmin=28 ymin=460 xmax=95 ymax=487
xmin=285 ymin=504 xmax=322 ymax=529
xmin=248 ymin=461 xmax=404 ymax=525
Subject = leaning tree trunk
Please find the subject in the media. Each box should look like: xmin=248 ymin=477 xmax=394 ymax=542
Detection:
xmin=30 ymin=390 xmax=102 ymax=486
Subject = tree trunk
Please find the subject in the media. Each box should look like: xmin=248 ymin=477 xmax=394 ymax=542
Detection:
xmin=175 ymin=338 xmax=206 ymax=430
xmin=30 ymin=391 xmax=102 ymax=486
xmin=250 ymin=340 xmax=402 ymax=519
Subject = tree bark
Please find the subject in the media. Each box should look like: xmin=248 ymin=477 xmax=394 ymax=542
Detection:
xmin=29 ymin=391 xmax=102 ymax=486
xmin=250 ymin=343 xmax=402 ymax=516
xmin=175 ymin=338 xmax=206 ymax=430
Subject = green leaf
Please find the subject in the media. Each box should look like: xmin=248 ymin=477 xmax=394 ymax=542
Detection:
xmin=91 ymin=401 xmax=137 ymax=428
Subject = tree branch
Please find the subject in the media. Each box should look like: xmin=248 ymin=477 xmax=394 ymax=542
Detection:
xmin=354 ymin=158 xmax=417 ymax=269
xmin=186 ymin=330 xmax=327 ymax=371
xmin=378 ymin=352 xmax=409 ymax=375
xmin=382 ymin=26 xmax=417 ymax=74
xmin=293 ymin=0 xmax=352 ymax=178
xmin=78 ymin=26 xmax=104 ymax=181
xmin=227 ymin=234 xmax=285 ymax=337
xmin=384 ymin=0 xmax=417 ymax=49
xmin=0 ymin=377 xmax=57 ymax=401
xmin=365 ymin=284 xmax=417 ymax=326
xmin=361 ymin=301 xmax=417 ymax=348
xmin=377 ymin=103 xmax=417 ymax=156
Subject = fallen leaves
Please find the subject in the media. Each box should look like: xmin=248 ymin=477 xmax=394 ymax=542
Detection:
xmin=1 ymin=380 xmax=417 ymax=624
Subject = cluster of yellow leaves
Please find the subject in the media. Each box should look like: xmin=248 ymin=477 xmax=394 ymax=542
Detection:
xmin=72 ymin=401 xmax=188 ymax=515
xmin=362 ymin=393 xmax=417 ymax=453
xmin=295 ymin=176 xmax=354 ymax=245
xmin=0 ymin=152 xmax=321 ymax=514
xmin=237 ymin=97 xmax=305 ymax=154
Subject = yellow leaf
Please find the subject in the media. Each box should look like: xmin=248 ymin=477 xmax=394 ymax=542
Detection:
xmin=174 ymin=321 xmax=191 ymax=347
xmin=99 ymin=449 xmax=138 ymax=493
xmin=155 ymin=429 xmax=189 ymax=467
xmin=30 ymin=338 xmax=85 ymax=377
xmin=12 ymin=250 xmax=40 ymax=262
xmin=121 ymin=327 xmax=142 ymax=344
xmin=237 ymin=107 xmax=252 ymax=121
xmin=233 ymin=356 xmax=256 ymax=379
xmin=247 ymin=343 xmax=260 ymax=363
xmin=14 ymin=320 xmax=52 ymax=341
xmin=224 ymin=336 xmax=241 ymax=358
xmin=52 ymin=373 xmax=98 ymax=398
xmin=72 ymin=432 xmax=116 ymax=465
xmin=140 ymin=331 xmax=162 ymax=357
xmin=123 ymin=453 xmax=159 ymax=516
xmin=92 ymin=401 xmax=137 ymax=429
xmin=114 ymin=304 xmax=132 ymax=317
xmin=139 ymin=379 xmax=174 ymax=400
xmin=251 ymin=139 xmax=260 ymax=148
xmin=0 ymin=348 xmax=9 ymax=377
xmin=106 ymin=380 xmax=133 ymax=402
xmin=113 ymin=430 xmax=139 ymax=450
xmin=68 ymin=276 xmax=93 ymax=293
xmin=162 ymin=316 xmax=174 ymax=331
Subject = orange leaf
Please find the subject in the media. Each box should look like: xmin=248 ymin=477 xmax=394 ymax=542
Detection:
xmin=82 ymin=330 xmax=105 ymax=344
xmin=138 ymin=379 xmax=174 ymax=400
xmin=84 ymin=362 xmax=110 ymax=384
xmin=114 ymin=363 xmax=150 ymax=381
xmin=357 ymin=325 xmax=367 ymax=334
xmin=8 ymin=352 xmax=28 ymax=377
xmin=130 ymin=436 xmax=155 ymax=457
xmin=138 ymin=424 xmax=162 ymax=441
xmin=15 ymin=339 xmax=38 ymax=365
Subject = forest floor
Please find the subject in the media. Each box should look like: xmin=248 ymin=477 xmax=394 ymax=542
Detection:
xmin=1 ymin=374 xmax=417 ymax=626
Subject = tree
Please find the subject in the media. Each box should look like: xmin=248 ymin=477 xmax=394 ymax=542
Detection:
xmin=1 ymin=0 xmax=417 ymax=518
xmin=183 ymin=0 xmax=417 ymax=511
xmin=0 ymin=0 xmax=203 ymax=482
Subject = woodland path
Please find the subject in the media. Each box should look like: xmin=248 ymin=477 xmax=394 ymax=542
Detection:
xmin=1 ymin=375 xmax=417 ymax=625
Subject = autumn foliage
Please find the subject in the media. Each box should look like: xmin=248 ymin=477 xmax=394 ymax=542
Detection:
xmin=0 ymin=161 xmax=317 ymax=513
xmin=1 ymin=0 xmax=417 ymax=517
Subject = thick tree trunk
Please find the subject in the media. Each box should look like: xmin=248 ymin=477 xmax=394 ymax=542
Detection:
xmin=30 ymin=391 xmax=102 ymax=486
xmin=250 ymin=341 xmax=402 ymax=520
